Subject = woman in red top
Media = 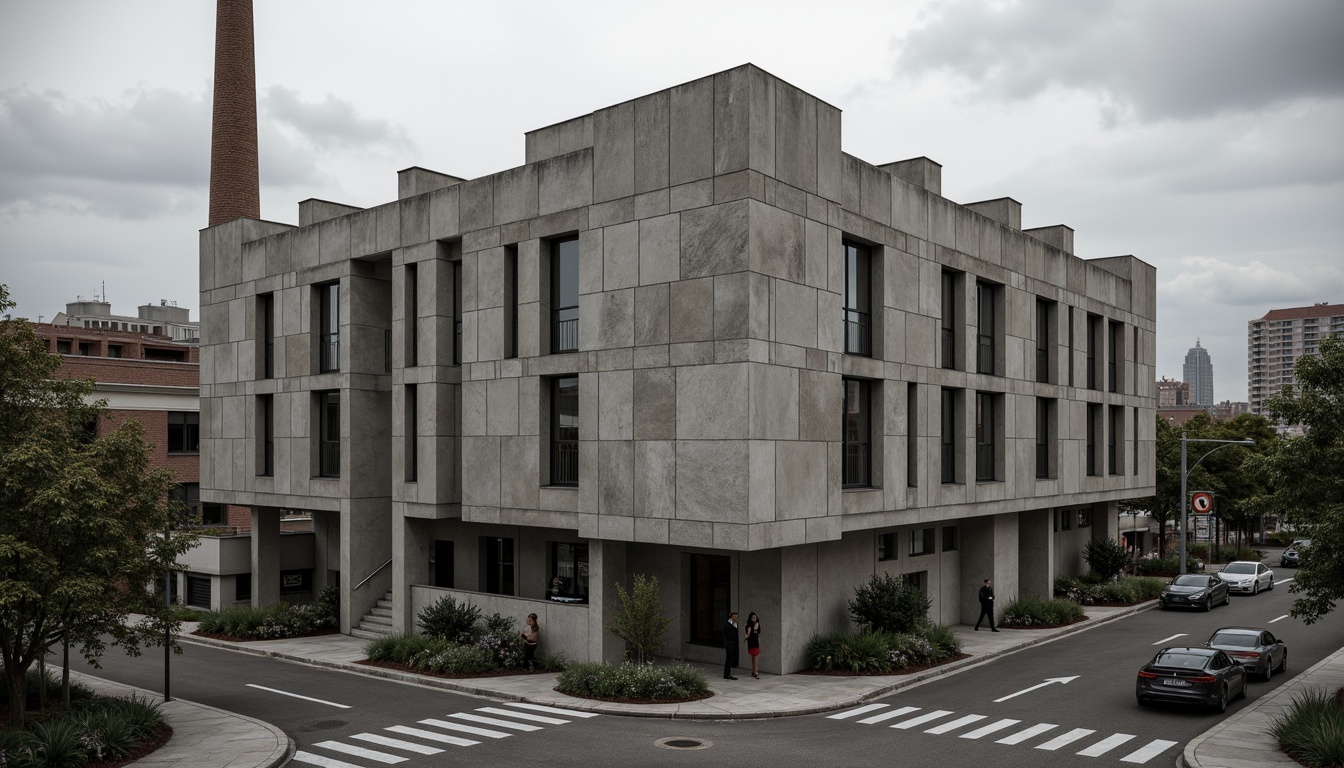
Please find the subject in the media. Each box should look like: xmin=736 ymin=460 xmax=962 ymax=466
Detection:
xmin=744 ymin=612 xmax=762 ymax=679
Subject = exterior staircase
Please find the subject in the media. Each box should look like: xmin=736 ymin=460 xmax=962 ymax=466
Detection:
xmin=350 ymin=591 xmax=394 ymax=640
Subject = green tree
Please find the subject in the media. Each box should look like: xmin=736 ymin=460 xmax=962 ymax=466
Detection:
xmin=1249 ymin=335 xmax=1344 ymax=623
xmin=605 ymin=574 xmax=673 ymax=664
xmin=0 ymin=285 xmax=197 ymax=725
xmin=848 ymin=572 xmax=931 ymax=634
xmin=1122 ymin=415 xmax=1183 ymax=556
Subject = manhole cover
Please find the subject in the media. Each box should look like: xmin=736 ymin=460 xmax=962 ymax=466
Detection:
xmin=656 ymin=737 xmax=713 ymax=750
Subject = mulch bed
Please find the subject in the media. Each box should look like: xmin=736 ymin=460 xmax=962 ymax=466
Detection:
xmin=551 ymin=687 xmax=714 ymax=705
xmin=799 ymin=653 xmax=972 ymax=676
xmin=1001 ymin=615 xmax=1089 ymax=630
xmin=192 ymin=627 xmax=338 ymax=642
xmin=355 ymin=658 xmax=553 ymax=679
xmin=88 ymin=722 xmax=173 ymax=768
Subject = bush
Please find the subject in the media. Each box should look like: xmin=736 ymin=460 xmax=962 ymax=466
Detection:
xmin=1002 ymin=595 xmax=1085 ymax=627
xmin=411 ymin=642 xmax=497 ymax=675
xmin=196 ymin=586 xmax=338 ymax=640
xmin=1270 ymin=686 xmax=1344 ymax=768
xmin=418 ymin=596 xmax=482 ymax=644
xmin=605 ymin=574 xmax=673 ymax=664
xmin=365 ymin=632 xmax=438 ymax=665
xmin=0 ymin=692 xmax=165 ymax=768
xmin=477 ymin=613 xmax=526 ymax=669
xmin=1054 ymin=576 xmax=1164 ymax=606
xmin=556 ymin=661 xmax=708 ymax=701
xmin=1083 ymin=538 xmax=1130 ymax=581
xmin=806 ymin=624 xmax=961 ymax=673
xmin=849 ymin=573 xmax=931 ymax=634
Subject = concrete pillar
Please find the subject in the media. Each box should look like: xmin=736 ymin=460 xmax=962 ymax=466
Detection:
xmin=392 ymin=511 xmax=431 ymax=633
xmin=959 ymin=511 xmax=1019 ymax=624
xmin=342 ymin=497 xmax=392 ymax=633
xmin=779 ymin=545 xmax=820 ymax=674
xmin=739 ymin=548 xmax=783 ymax=675
xmin=1095 ymin=501 xmax=1119 ymax=543
xmin=587 ymin=540 xmax=627 ymax=664
xmin=311 ymin=510 xmax=339 ymax=592
xmin=1018 ymin=508 xmax=1055 ymax=599
xmin=250 ymin=506 xmax=281 ymax=607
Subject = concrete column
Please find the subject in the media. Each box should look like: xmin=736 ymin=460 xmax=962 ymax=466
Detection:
xmin=1017 ymin=508 xmax=1055 ymax=599
xmin=959 ymin=512 xmax=1019 ymax=624
xmin=1095 ymin=501 xmax=1119 ymax=543
xmin=342 ymin=497 xmax=392 ymax=633
xmin=311 ymin=510 xmax=339 ymax=592
xmin=587 ymin=540 xmax=627 ymax=664
xmin=779 ymin=544 xmax=820 ymax=674
xmin=393 ymin=511 xmax=431 ymax=633
xmin=250 ymin=506 xmax=281 ymax=607
xmin=739 ymin=548 xmax=783 ymax=675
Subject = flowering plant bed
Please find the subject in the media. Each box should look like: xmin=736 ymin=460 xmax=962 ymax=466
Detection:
xmin=999 ymin=615 xmax=1088 ymax=630
xmin=551 ymin=688 xmax=714 ymax=705
xmin=354 ymin=658 xmax=558 ymax=679
xmin=800 ymin=652 xmax=971 ymax=676
xmin=193 ymin=627 xmax=338 ymax=642
xmin=554 ymin=661 xmax=711 ymax=703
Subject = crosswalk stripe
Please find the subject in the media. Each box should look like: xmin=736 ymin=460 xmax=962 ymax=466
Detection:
xmin=292 ymin=752 xmax=364 ymax=768
xmin=349 ymin=734 xmax=444 ymax=755
xmin=996 ymin=723 xmax=1057 ymax=745
xmin=385 ymin=725 xmax=480 ymax=747
xmin=827 ymin=703 xmax=889 ymax=719
xmin=477 ymin=706 xmax=570 ymax=725
xmin=925 ymin=714 xmax=987 ymax=734
xmin=1036 ymin=728 xmax=1096 ymax=751
xmin=419 ymin=718 xmax=511 ymax=739
xmin=504 ymin=702 xmax=600 ymax=718
xmin=1077 ymin=733 xmax=1137 ymax=757
xmin=450 ymin=713 xmax=542 ymax=731
xmin=858 ymin=706 xmax=920 ymax=725
xmin=312 ymin=741 xmax=407 ymax=764
xmin=1120 ymin=739 xmax=1179 ymax=764
xmin=891 ymin=710 xmax=954 ymax=729
xmin=960 ymin=718 xmax=1021 ymax=740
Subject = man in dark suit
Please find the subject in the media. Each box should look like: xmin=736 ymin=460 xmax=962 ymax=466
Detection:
xmin=722 ymin=611 xmax=740 ymax=680
xmin=975 ymin=578 xmax=998 ymax=631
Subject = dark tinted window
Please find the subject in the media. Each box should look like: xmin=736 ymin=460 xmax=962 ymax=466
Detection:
xmin=1209 ymin=633 xmax=1258 ymax=648
xmin=1155 ymin=652 xmax=1211 ymax=669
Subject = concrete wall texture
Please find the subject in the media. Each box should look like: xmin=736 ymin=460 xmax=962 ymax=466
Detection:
xmin=200 ymin=64 xmax=1156 ymax=672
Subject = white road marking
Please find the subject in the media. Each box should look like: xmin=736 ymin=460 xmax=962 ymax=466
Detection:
xmin=449 ymin=713 xmax=542 ymax=731
xmin=858 ymin=706 xmax=920 ymax=725
xmin=993 ymin=676 xmax=1079 ymax=702
xmin=476 ymin=706 xmax=570 ymax=724
xmin=827 ymin=703 xmax=888 ymax=719
xmin=1077 ymin=733 xmax=1137 ymax=757
xmin=925 ymin=714 xmax=987 ymax=734
xmin=1153 ymin=633 xmax=1187 ymax=645
xmin=997 ymin=723 xmax=1058 ymax=745
xmin=419 ymin=718 xmax=511 ymax=739
xmin=504 ymin=702 xmax=600 ymax=718
xmin=312 ymin=741 xmax=406 ymax=764
xmin=1275 ymin=577 xmax=1294 ymax=585
xmin=349 ymin=734 xmax=444 ymax=755
xmin=1035 ymin=728 xmax=1096 ymax=751
xmin=960 ymin=718 xmax=1022 ymax=739
xmin=1270 ymin=614 xmax=1290 ymax=623
xmin=291 ymin=752 xmax=363 ymax=768
xmin=244 ymin=684 xmax=350 ymax=709
xmin=1120 ymin=739 xmax=1179 ymax=764
xmin=385 ymin=725 xmax=479 ymax=747
xmin=891 ymin=710 xmax=954 ymax=729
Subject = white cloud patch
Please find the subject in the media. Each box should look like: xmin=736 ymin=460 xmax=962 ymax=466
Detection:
xmin=262 ymin=86 xmax=412 ymax=152
xmin=1159 ymin=256 xmax=1343 ymax=309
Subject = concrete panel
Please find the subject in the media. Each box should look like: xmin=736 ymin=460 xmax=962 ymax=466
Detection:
xmin=714 ymin=66 xmax=750 ymax=175
xmin=775 ymin=80 xmax=817 ymax=194
xmin=749 ymin=362 xmax=799 ymax=440
xmin=676 ymin=363 xmax=748 ymax=439
xmin=633 ymin=367 xmax=676 ymax=440
xmin=670 ymin=277 xmax=715 ymax=343
xmin=634 ymin=91 xmax=671 ymax=194
xmin=675 ymin=440 xmax=748 ymax=522
xmin=603 ymin=221 xmax=640 ymax=291
xmin=634 ymin=440 xmax=676 ymax=518
xmin=538 ymin=150 xmax=594 ymax=216
xmin=670 ymin=76 xmax=715 ymax=186
xmin=639 ymin=213 xmax=680 ymax=285
xmin=680 ymin=200 xmax=749 ymax=279
xmin=776 ymin=441 xmax=828 ymax=519
xmin=714 ymin=272 xmax=750 ymax=340
xmin=749 ymin=200 xmax=806 ymax=283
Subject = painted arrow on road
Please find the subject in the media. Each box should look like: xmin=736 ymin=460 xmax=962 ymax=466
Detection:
xmin=993 ymin=676 xmax=1080 ymax=703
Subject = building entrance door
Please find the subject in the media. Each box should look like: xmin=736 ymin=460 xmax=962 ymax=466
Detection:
xmin=689 ymin=554 xmax=730 ymax=645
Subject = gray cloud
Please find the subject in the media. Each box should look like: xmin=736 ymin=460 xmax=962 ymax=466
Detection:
xmin=262 ymin=85 xmax=412 ymax=152
xmin=896 ymin=0 xmax=1344 ymax=122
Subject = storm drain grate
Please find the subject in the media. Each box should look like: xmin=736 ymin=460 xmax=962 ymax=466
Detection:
xmin=656 ymin=737 xmax=713 ymax=750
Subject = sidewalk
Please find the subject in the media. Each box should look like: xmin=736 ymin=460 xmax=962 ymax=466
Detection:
xmin=1182 ymin=644 xmax=1344 ymax=768
xmin=71 ymin=671 xmax=292 ymax=768
xmin=177 ymin=602 xmax=1151 ymax=719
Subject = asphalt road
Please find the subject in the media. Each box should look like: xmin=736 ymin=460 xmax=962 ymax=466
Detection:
xmin=64 ymin=564 xmax=1341 ymax=768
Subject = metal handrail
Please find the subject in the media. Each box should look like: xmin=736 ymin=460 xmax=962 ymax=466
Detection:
xmin=354 ymin=558 xmax=393 ymax=592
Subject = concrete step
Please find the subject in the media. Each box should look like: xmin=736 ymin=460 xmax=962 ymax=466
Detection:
xmin=350 ymin=627 xmax=390 ymax=641
xmin=361 ymin=613 xmax=393 ymax=627
xmin=369 ymin=606 xmax=393 ymax=618
xmin=376 ymin=599 xmax=393 ymax=610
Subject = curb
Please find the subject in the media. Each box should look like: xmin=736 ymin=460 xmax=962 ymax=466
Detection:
xmin=179 ymin=601 xmax=1155 ymax=720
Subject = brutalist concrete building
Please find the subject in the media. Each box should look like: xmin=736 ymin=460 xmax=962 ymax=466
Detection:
xmin=200 ymin=64 xmax=1156 ymax=673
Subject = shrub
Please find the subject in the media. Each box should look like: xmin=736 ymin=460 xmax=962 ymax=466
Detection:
xmin=806 ymin=624 xmax=960 ymax=673
xmin=365 ymin=632 xmax=438 ymax=665
xmin=556 ymin=661 xmax=708 ymax=701
xmin=921 ymin=622 xmax=963 ymax=659
xmin=418 ymin=595 xmax=482 ymax=644
xmin=605 ymin=574 xmax=673 ymax=664
xmin=26 ymin=719 xmax=87 ymax=768
xmin=1083 ymin=538 xmax=1130 ymax=581
xmin=1270 ymin=686 xmax=1344 ymax=768
xmin=411 ymin=642 xmax=497 ymax=674
xmin=195 ymin=587 xmax=338 ymax=640
xmin=1054 ymin=576 xmax=1163 ymax=605
xmin=534 ymin=652 xmax=568 ymax=672
xmin=849 ymin=573 xmax=931 ymax=634
xmin=477 ymin=613 xmax=526 ymax=669
xmin=1002 ymin=594 xmax=1084 ymax=627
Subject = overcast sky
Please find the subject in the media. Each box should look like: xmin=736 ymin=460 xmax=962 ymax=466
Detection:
xmin=2 ymin=0 xmax=1340 ymax=401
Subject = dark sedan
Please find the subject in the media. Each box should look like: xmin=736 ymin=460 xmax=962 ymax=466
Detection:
xmin=1206 ymin=627 xmax=1288 ymax=681
xmin=1159 ymin=574 xmax=1230 ymax=611
xmin=1136 ymin=647 xmax=1247 ymax=712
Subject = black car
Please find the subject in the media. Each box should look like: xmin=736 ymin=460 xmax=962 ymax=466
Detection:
xmin=1136 ymin=647 xmax=1247 ymax=712
xmin=1206 ymin=627 xmax=1288 ymax=681
xmin=1159 ymin=574 xmax=1230 ymax=611
xmin=1280 ymin=539 xmax=1311 ymax=567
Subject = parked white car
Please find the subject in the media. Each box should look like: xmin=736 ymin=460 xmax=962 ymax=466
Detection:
xmin=1215 ymin=561 xmax=1275 ymax=595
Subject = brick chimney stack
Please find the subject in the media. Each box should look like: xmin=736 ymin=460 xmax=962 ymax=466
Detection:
xmin=208 ymin=0 xmax=260 ymax=226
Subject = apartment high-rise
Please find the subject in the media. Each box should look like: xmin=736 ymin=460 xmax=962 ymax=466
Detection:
xmin=1182 ymin=340 xmax=1214 ymax=407
xmin=1249 ymin=303 xmax=1344 ymax=417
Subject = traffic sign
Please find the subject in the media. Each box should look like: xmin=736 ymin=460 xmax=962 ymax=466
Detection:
xmin=1191 ymin=491 xmax=1214 ymax=514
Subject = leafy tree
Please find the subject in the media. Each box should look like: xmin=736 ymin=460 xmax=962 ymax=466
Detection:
xmin=605 ymin=574 xmax=673 ymax=664
xmin=1083 ymin=538 xmax=1130 ymax=581
xmin=1122 ymin=415 xmax=1182 ymax=556
xmin=1249 ymin=335 xmax=1344 ymax=623
xmin=848 ymin=572 xmax=931 ymax=634
xmin=0 ymin=285 xmax=197 ymax=725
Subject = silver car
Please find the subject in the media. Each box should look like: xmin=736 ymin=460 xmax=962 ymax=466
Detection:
xmin=1205 ymin=627 xmax=1287 ymax=681
xmin=1215 ymin=561 xmax=1274 ymax=595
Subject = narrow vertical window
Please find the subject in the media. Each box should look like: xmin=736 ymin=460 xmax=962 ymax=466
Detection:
xmin=483 ymin=537 xmax=515 ymax=596
xmin=551 ymin=237 xmax=579 ymax=353
xmin=318 ymin=391 xmax=340 ymax=477
xmin=1132 ymin=406 xmax=1140 ymax=476
xmin=1035 ymin=298 xmax=1052 ymax=384
xmin=843 ymin=241 xmax=871 ymax=356
xmin=940 ymin=388 xmax=958 ymax=484
xmin=505 ymin=244 xmax=519 ymax=359
xmin=976 ymin=281 xmax=998 ymax=375
xmin=258 ymin=395 xmax=274 ymax=477
xmin=1067 ymin=307 xmax=1076 ymax=387
xmin=1109 ymin=320 xmax=1124 ymax=393
xmin=842 ymin=378 xmax=871 ymax=488
xmin=1087 ymin=313 xmax=1102 ymax=390
xmin=906 ymin=382 xmax=918 ymax=488
xmin=405 ymin=384 xmax=418 ymax=482
xmin=452 ymin=261 xmax=462 ymax=365
xmin=405 ymin=263 xmax=418 ymax=367
xmin=550 ymin=376 xmax=579 ymax=485
xmin=1086 ymin=403 xmax=1101 ymax=477
xmin=941 ymin=271 xmax=957 ymax=370
xmin=1109 ymin=405 xmax=1123 ymax=475
xmin=1035 ymin=398 xmax=1055 ymax=479
xmin=975 ymin=392 xmax=997 ymax=482
xmin=318 ymin=282 xmax=339 ymax=373
xmin=259 ymin=292 xmax=274 ymax=379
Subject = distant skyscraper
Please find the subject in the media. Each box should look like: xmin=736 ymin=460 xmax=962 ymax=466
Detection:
xmin=1248 ymin=302 xmax=1344 ymax=417
xmin=1183 ymin=340 xmax=1214 ymax=407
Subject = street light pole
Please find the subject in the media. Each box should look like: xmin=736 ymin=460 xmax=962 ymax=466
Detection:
xmin=1178 ymin=434 xmax=1257 ymax=575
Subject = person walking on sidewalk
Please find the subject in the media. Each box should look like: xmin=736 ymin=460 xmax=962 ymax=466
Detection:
xmin=722 ymin=611 xmax=740 ymax=680
xmin=744 ymin=612 xmax=762 ymax=679
xmin=975 ymin=579 xmax=999 ymax=632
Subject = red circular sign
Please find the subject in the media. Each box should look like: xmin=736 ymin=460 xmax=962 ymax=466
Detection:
xmin=1191 ymin=492 xmax=1214 ymax=514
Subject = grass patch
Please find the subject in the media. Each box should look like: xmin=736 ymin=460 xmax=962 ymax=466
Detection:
xmin=555 ymin=662 xmax=710 ymax=703
xmin=1270 ymin=686 xmax=1344 ymax=768
xmin=1001 ymin=595 xmax=1085 ymax=628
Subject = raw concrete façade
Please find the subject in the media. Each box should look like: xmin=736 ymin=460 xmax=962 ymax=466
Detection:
xmin=199 ymin=64 xmax=1157 ymax=674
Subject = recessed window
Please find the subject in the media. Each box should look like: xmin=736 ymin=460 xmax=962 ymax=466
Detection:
xmin=405 ymin=385 xmax=418 ymax=482
xmin=909 ymin=528 xmax=935 ymax=556
xmin=551 ymin=237 xmax=579 ymax=353
xmin=452 ymin=261 xmax=463 ymax=365
xmin=842 ymin=378 xmax=872 ymax=488
xmin=483 ymin=536 xmax=515 ymax=596
xmin=1109 ymin=405 xmax=1124 ymax=475
xmin=505 ymin=245 xmax=519 ymax=359
xmin=549 ymin=542 xmax=588 ymax=602
xmin=257 ymin=395 xmax=273 ymax=477
xmin=1036 ymin=398 xmax=1056 ymax=479
xmin=405 ymin=265 xmax=418 ymax=367
xmin=1086 ymin=403 xmax=1102 ymax=476
xmin=843 ymin=240 xmax=872 ymax=357
xmin=1109 ymin=320 xmax=1124 ymax=393
xmin=1078 ymin=509 xmax=1092 ymax=528
xmin=689 ymin=554 xmax=731 ymax=646
xmin=906 ymin=383 xmax=918 ymax=488
xmin=169 ymin=482 xmax=200 ymax=519
xmin=550 ymin=376 xmax=579 ymax=486
xmin=1086 ymin=313 xmax=1103 ymax=390
xmin=317 ymin=391 xmax=340 ymax=477
xmin=107 ymin=344 xmax=122 ymax=358
xmin=1035 ymin=298 xmax=1054 ymax=384
xmin=941 ymin=388 xmax=960 ymax=484
xmin=903 ymin=571 xmax=926 ymax=593
xmin=975 ymin=392 xmax=1000 ymax=482
xmin=976 ymin=281 xmax=1001 ymax=375
xmin=1060 ymin=510 xmax=1071 ymax=530
xmin=941 ymin=271 xmax=958 ymax=370
xmin=318 ymin=281 xmax=340 ymax=373
xmin=259 ymin=292 xmax=274 ymax=378
xmin=167 ymin=412 xmax=200 ymax=454
xmin=878 ymin=532 xmax=897 ymax=561
xmin=942 ymin=526 xmax=958 ymax=552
